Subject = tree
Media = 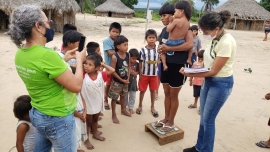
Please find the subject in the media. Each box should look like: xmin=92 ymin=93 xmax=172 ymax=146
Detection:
xmin=260 ymin=0 xmax=270 ymax=12
xmin=121 ymin=0 xmax=138 ymax=9
xmin=200 ymin=0 xmax=219 ymax=12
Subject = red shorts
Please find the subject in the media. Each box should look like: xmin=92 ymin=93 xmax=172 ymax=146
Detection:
xmin=106 ymin=75 xmax=112 ymax=85
xmin=139 ymin=75 xmax=158 ymax=91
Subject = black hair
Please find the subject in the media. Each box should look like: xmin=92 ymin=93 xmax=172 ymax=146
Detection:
xmin=86 ymin=42 xmax=100 ymax=55
xmin=129 ymin=48 xmax=139 ymax=58
xmin=159 ymin=3 xmax=175 ymax=16
xmin=198 ymin=49 xmax=205 ymax=58
xmin=114 ymin=35 xmax=128 ymax=52
xmin=70 ymin=66 xmax=76 ymax=74
xmin=13 ymin=95 xmax=32 ymax=120
xmin=198 ymin=10 xmax=231 ymax=31
xmin=175 ymin=1 xmax=192 ymax=21
xmin=63 ymin=24 xmax=77 ymax=34
xmin=145 ymin=29 xmax=157 ymax=39
xmin=86 ymin=52 xmax=103 ymax=67
xmin=63 ymin=30 xmax=82 ymax=47
xmin=109 ymin=22 xmax=122 ymax=33
xmin=190 ymin=25 xmax=199 ymax=35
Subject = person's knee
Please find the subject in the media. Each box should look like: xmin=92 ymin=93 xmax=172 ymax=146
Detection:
xmin=140 ymin=91 xmax=146 ymax=94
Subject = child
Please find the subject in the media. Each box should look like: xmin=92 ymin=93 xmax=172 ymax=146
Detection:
xmin=188 ymin=50 xmax=205 ymax=114
xmin=81 ymin=53 xmax=115 ymax=144
xmin=125 ymin=48 xmax=139 ymax=115
xmin=61 ymin=24 xmax=77 ymax=51
xmin=103 ymin=22 xmax=122 ymax=110
xmin=136 ymin=29 xmax=159 ymax=118
xmin=13 ymin=95 xmax=36 ymax=152
xmin=160 ymin=1 xmax=192 ymax=71
xmin=108 ymin=35 xmax=130 ymax=123
xmin=190 ymin=25 xmax=202 ymax=64
xmin=86 ymin=42 xmax=101 ymax=55
xmin=70 ymin=67 xmax=90 ymax=151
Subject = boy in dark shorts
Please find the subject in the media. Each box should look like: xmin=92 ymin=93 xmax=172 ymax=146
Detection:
xmin=263 ymin=20 xmax=270 ymax=41
xmin=108 ymin=35 xmax=130 ymax=124
xmin=103 ymin=22 xmax=122 ymax=110
xmin=188 ymin=50 xmax=205 ymax=115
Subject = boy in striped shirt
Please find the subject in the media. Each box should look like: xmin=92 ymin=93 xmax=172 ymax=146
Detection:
xmin=136 ymin=29 xmax=159 ymax=118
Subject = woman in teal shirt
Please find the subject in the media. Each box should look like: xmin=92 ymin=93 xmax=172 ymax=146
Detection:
xmin=9 ymin=5 xmax=85 ymax=152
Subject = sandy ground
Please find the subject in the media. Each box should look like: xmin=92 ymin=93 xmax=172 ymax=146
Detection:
xmin=1 ymin=13 xmax=270 ymax=152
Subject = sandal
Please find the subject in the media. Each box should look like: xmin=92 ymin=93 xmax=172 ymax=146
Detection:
xmin=188 ymin=104 xmax=197 ymax=109
xmin=154 ymin=120 xmax=164 ymax=127
xmin=256 ymin=141 xmax=270 ymax=148
xmin=152 ymin=111 xmax=159 ymax=118
xmin=136 ymin=108 xmax=142 ymax=115
xmin=159 ymin=125 xmax=175 ymax=133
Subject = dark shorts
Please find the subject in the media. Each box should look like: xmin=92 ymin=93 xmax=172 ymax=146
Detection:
xmin=193 ymin=85 xmax=201 ymax=97
xmin=265 ymin=29 xmax=270 ymax=33
xmin=160 ymin=62 xmax=187 ymax=88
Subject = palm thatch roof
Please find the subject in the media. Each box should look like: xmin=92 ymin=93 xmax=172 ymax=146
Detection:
xmin=0 ymin=0 xmax=80 ymax=15
xmin=95 ymin=0 xmax=135 ymax=14
xmin=214 ymin=0 xmax=270 ymax=20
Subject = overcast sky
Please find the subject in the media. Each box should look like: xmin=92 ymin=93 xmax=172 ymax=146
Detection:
xmin=134 ymin=0 xmax=260 ymax=10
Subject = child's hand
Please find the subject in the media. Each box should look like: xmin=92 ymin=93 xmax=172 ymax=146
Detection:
xmin=122 ymin=79 xmax=129 ymax=84
xmin=139 ymin=75 xmax=142 ymax=81
xmin=187 ymin=58 xmax=192 ymax=66
xmin=169 ymin=16 xmax=174 ymax=23
xmin=189 ymin=80 xmax=193 ymax=86
xmin=101 ymin=62 xmax=105 ymax=67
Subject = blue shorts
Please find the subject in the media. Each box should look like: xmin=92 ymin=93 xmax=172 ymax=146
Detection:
xmin=165 ymin=39 xmax=186 ymax=55
xmin=157 ymin=63 xmax=162 ymax=77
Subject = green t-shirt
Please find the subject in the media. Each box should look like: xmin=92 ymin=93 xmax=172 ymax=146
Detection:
xmin=15 ymin=45 xmax=77 ymax=116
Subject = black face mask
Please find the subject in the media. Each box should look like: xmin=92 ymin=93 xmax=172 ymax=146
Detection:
xmin=44 ymin=27 xmax=54 ymax=43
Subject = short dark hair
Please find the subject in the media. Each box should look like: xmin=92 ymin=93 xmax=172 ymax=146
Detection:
xmin=13 ymin=95 xmax=32 ymax=120
xmin=198 ymin=10 xmax=231 ymax=31
xmin=114 ymin=35 xmax=128 ymax=52
xmin=86 ymin=42 xmax=100 ymax=55
xmin=63 ymin=30 xmax=82 ymax=47
xmin=198 ymin=49 xmax=205 ymax=58
xmin=175 ymin=1 xmax=192 ymax=21
xmin=86 ymin=52 xmax=103 ymax=67
xmin=109 ymin=22 xmax=122 ymax=33
xmin=190 ymin=25 xmax=199 ymax=35
xmin=129 ymin=48 xmax=139 ymax=57
xmin=145 ymin=29 xmax=157 ymax=39
xmin=63 ymin=24 xmax=77 ymax=34
xmin=159 ymin=3 xmax=175 ymax=16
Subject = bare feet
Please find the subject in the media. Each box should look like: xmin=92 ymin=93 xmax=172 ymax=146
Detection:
xmin=100 ymin=112 xmax=104 ymax=116
xmin=93 ymin=134 xmax=106 ymax=141
xmin=91 ymin=130 xmax=102 ymax=135
xmin=263 ymin=39 xmax=267 ymax=41
xmin=84 ymin=139 xmax=94 ymax=150
xmin=98 ymin=117 xmax=102 ymax=121
xmin=121 ymin=110 xmax=131 ymax=117
xmin=112 ymin=115 xmax=120 ymax=124
xmin=77 ymin=149 xmax=85 ymax=152
xmin=97 ymin=124 xmax=102 ymax=128
xmin=129 ymin=109 xmax=134 ymax=114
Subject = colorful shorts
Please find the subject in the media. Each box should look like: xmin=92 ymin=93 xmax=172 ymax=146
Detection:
xmin=108 ymin=80 xmax=128 ymax=100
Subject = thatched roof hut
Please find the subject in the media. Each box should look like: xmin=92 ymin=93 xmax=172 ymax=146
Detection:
xmin=95 ymin=0 xmax=135 ymax=18
xmin=0 ymin=0 xmax=80 ymax=32
xmin=213 ymin=0 xmax=270 ymax=31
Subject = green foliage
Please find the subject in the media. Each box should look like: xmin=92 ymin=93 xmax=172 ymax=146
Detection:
xmin=200 ymin=0 xmax=219 ymax=12
xmin=134 ymin=9 xmax=161 ymax=21
xmin=121 ymin=0 xmax=138 ymax=9
xmin=260 ymin=0 xmax=270 ymax=12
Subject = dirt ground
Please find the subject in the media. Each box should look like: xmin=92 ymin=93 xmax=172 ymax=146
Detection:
xmin=0 ymin=13 xmax=270 ymax=152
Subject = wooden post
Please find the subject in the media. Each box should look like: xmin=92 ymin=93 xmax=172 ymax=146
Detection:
xmin=233 ymin=17 xmax=236 ymax=30
xmin=48 ymin=10 xmax=51 ymax=21
xmin=263 ymin=19 xmax=266 ymax=32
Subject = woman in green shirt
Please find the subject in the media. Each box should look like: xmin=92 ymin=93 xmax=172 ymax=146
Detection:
xmin=9 ymin=5 xmax=85 ymax=152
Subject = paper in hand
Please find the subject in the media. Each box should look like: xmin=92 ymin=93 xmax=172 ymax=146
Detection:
xmin=184 ymin=68 xmax=210 ymax=73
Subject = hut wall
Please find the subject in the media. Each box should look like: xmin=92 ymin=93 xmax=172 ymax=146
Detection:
xmin=251 ymin=20 xmax=264 ymax=31
xmin=96 ymin=11 xmax=133 ymax=18
xmin=226 ymin=19 xmax=264 ymax=31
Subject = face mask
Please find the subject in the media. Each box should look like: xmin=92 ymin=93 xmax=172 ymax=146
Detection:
xmin=44 ymin=27 xmax=54 ymax=43
xmin=203 ymin=30 xmax=217 ymax=40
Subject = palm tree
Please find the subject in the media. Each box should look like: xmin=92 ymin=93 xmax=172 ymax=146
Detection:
xmin=200 ymin=0 xmax=219 ymax=12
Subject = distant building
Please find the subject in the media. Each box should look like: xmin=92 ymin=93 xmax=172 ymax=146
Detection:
xmin=214 ymin=0 xmax=270 ymax=31
xmin=95 ymin=0 xmax=135 ymax=18
xmin=0 ymin=0 xmax=80 ymax=32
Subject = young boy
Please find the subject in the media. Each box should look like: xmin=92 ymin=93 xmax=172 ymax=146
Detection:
xmin=108 ymin=35 xmax=130 ymax=124
xmin=188 ymin=50 xmax=205 ymax=115
xmin=61 ymin=24 xmax=77 ymax=51
xmin=190 ymin=25 xmax=202 ymax=64
xmin=86 ymin=42 xmax=101 ymax=55
xmin=59 ymin=30 xmax=82 ymax=67
xmin=103 ymin=22 xmax=122 ymax=110
xmin=125 ymin=48 xmax=140 ymax=115
xmin=160 ymin=1 xmax=192 ymax=71
xmin=136 ymin=29 xmax=159 ymax=118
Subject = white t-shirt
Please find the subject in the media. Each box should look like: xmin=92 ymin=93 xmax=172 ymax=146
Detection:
xmin=204 ymin=33 xmax=236 ymax=77
xmin=17 ymin=121 xmax=36 ymax=152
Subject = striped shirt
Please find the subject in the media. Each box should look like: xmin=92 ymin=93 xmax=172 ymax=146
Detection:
xmin=139 ymin=45 xmax=159 ymax=76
